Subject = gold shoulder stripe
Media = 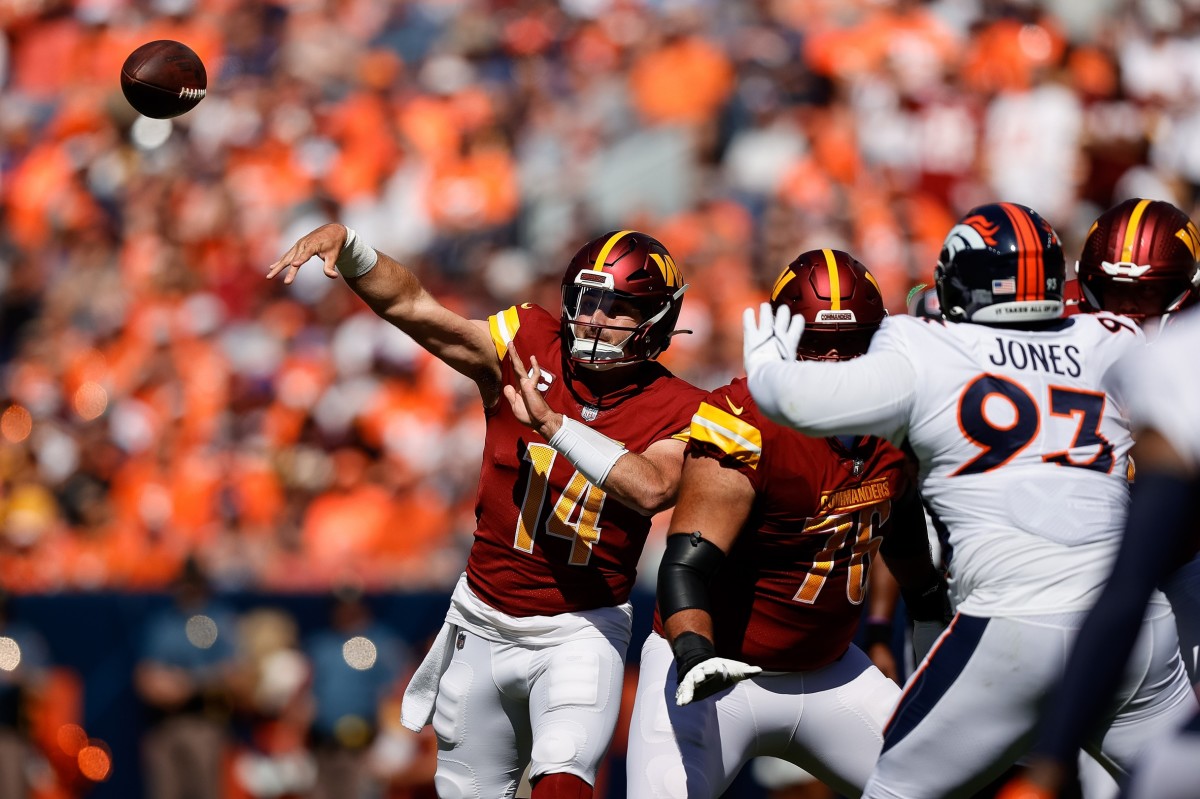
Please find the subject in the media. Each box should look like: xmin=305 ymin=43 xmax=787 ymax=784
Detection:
xmin=690 ymin=402 xmax=763 ymax=469
xmin=488 ymin=305 xmax=522 ymax=359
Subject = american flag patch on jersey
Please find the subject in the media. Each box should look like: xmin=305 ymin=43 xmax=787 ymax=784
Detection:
xmin=992 ymin=277 xmax=1017 ymax=294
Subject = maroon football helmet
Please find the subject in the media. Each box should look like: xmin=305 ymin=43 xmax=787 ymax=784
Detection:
xmin=770 ymin=249 xmax=886 ymax=360
xmin=1077 ymin=198 xmax=1200 ymax=322
xmin=560 ymin=230 xmax=687 ymax=369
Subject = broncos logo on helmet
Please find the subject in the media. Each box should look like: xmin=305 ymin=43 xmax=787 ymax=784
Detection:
xmin=560 ymin=230 xmax=688 ymax=369
xmin=770 ymin=249 xmax=886 ymax=360
xmin=936 ymin=202 xmax=1065 ymax=324
xmin=1077 ymin=198 xmax=1200 ymax=323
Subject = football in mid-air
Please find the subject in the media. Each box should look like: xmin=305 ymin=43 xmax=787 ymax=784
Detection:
xmin=120 ymin=40 xmax=207 ymax=119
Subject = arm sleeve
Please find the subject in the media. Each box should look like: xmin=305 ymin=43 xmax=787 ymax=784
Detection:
xmin=1032 ymin=470 xmax=1198 ymax=765
xmin=746 ymin=349 xmax=918 ymax=444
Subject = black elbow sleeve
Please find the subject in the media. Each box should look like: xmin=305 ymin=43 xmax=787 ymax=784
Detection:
xmin=657 ymin=532 xmax=726 ymax=622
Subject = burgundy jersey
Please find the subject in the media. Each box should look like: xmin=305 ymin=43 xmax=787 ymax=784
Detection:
xmin=655 ymin=378 xmax=913 ymax=671
xmin=467 ymin=303 xmax=705 ymax=617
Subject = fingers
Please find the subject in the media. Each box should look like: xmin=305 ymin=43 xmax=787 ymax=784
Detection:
xmin=267 ymin=242 xmax=310 ymax=285
xmin=508 ymin=344 xmax=527 ymax=380
xmin=787 ymin=312 xmax=805 ymax=341
xmin=772 ymin=303 xmax=792 ymax=336
xmin=266 ymin=225 xmax=346 ymax=284
xmin=322 ymin=252 xmax=339 ymax=279
xmin=743 ymin=305 xmax=758 ymax=331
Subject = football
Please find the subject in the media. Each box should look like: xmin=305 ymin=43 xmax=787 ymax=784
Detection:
xmin=120 ymin=40 xmax=207 ymax=119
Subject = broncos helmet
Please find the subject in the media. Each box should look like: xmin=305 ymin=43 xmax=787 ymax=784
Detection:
xmin=1077 ymin=198 xmax=1200 ymax=322
xmin=560 ymin=230 xmax=688 ymax=369
xmin=936 ymin=202 xmax=1065 ymax=324
xmin=906 ymin=284 xmax=943 ymax=320
xmin=770 ymin=249 xmax=886 ymax=360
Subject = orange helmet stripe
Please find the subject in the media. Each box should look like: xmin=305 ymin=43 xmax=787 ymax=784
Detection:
xmin=1119 ymin=199 xmax=1152 ymax=263
xmin=1001 ymin=203 xmax=1039 ymax=301
xmin=822 ymin=249 xmax=842 ymax=310
xmin=592 ymin=230 xmax=634 ymax=272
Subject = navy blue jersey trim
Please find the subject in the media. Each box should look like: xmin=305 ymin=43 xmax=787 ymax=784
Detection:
xmin=882 ymin=613 xmax=989 ymax=753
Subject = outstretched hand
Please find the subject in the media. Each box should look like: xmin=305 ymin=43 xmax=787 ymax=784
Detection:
xmin=503 ymin=345 xmax=562 ymax=440
xmin=266 ymin=223 xmax=348 ymax=284
xmin=675 ymin=657 xmax=762 ymax=706
xmin=742 ymin=302 xmax=805 ymax=378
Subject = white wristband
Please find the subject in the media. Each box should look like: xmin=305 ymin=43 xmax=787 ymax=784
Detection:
xmin=335 ymin=226 xmax=379 ymax=278
xmin=547 ymin=417 xmax=628 ymax=487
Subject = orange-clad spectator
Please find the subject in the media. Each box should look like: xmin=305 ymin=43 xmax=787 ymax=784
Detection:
xmin=628 ymin=29 xmax=734 ymax=127
xmin=397 ymin=94 xmax=463 ymax=168
xmin=426 ymin=129 xmax=520 ymax=231
xmin=4 ymin=142 xmax=79 ymax=250
xmin=4 ymin=14 xmax=85 ymax=98
xmin=322 ymin=88 xmax=401 ymax=205
xmin=355 ymin=365 xmax=453 ymax=460
xmin=300 ymin=449 xmax=397 ymax=583
xmin=776 ymin=156 xmax=837 ymax=217
xmin=368 ymin=478 xmax=454 ymax=588
xmin=962 ymin=15 xmax=1067 ymax=95
xmin=225 ymin=138 xmax=317 ymax=218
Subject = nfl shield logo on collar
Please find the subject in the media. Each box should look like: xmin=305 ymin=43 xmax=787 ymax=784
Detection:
xmin=582 ymin=406 xmax=599 ymax=422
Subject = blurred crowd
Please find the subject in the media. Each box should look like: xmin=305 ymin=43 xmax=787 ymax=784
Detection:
xmin=5 ymin=0 xmax=1198 ymax=797
xmin=2 ymin=0 xmax=1200 ymax=593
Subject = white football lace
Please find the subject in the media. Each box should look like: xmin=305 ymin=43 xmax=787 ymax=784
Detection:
xmin=177 ymin=88 xmax=206 ymax=99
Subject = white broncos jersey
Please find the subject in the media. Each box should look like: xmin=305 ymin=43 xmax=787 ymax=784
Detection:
xmin=873 ymin=313 xmax=1144 ymax=616
xmin=748 ymin=311 xmax=1147 ymax=618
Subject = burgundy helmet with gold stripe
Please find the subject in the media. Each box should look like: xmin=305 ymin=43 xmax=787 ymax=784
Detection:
xmin=770 ymin=249 xmax=886 ymax=360
xmin=1077 ymin=198 xmax=1200 ymax=322
xmin=560 ymin=230 xmax=688 ymax=369
xmin=935 ymin=202 xmax=1065 ymax=324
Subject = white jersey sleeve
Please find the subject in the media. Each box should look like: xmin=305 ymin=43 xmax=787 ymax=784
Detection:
xmin=745 ymin=316 xmax=918 ymax=444
xmin=1111 ymin=307 xmax=1200 ymax=468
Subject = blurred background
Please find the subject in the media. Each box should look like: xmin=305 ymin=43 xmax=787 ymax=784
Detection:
xmin=1 ymin=0 xmax=1198 ymax=796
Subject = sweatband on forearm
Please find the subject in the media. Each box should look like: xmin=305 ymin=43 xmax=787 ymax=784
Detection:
xmin=671 ymin=631 xmax=717 ymax=682
xmin=547 ymin=417 xmax=628 ymax=487
xmin=335 ymin=226 xmax=380 ymax=279
xmin=657 ymin=531 xmax=726 ymax=621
